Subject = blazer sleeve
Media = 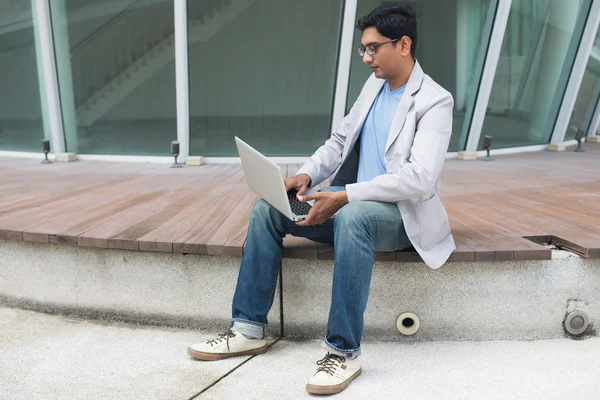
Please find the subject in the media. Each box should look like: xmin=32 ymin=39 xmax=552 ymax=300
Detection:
xmin=345 ymin=91 xmax=453 ymax=202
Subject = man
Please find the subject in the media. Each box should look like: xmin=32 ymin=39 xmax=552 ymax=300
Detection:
xmin=188 ymin=4 xmax=455 ymax=395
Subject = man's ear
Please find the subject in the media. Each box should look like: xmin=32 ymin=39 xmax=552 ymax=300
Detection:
xmin=400 ymin=36 xmax=412 ymax=55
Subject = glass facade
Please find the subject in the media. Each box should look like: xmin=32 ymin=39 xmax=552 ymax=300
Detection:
xmin=0 ymin=1 xmax=48 ymax=152
xmin=50 ymin=0 xmax=176 ymax=156
xmin=3 ymin=0 xmax=600 ymax=158
xmin=346 ymin=0 xmax=497 ymax=152
xmin=567 ymin=28 xmax=600 ymax=140
xmin=480 ymin=0 xmax=592 ymax=149
xmin=188 ymin=0 xmax=344 ymax=157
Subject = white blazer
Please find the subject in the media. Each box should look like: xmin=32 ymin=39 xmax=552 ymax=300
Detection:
xmin=298 ymin=60 xmax=455 ymax=269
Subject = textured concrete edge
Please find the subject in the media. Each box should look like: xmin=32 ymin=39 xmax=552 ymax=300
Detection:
xmin=0 ymin=235 xmax=563 ymax=263
xmin=0 ymin=294 xmax=280 ymax=336
xmin=280 ymin=319 xmax=599 ymax=343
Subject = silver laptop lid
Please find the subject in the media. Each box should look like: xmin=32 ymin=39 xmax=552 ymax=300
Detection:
xmin=235 ymin=136 xmax=294 ymax=220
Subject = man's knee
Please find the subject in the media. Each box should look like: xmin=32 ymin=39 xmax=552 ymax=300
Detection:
xmin=251 ymin=199 xmax=273 ymax=219
xmin=335 ymin=202 xmax=370 ymax=231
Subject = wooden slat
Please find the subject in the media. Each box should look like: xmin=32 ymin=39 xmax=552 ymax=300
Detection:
xmin=206 ymin=190 xmax=259 ymax=257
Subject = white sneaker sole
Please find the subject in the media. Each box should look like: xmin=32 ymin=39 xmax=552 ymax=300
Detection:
xmin=305 ymin=368 xmax=362 ymax=395
xmin=187 ymin=344 xmax=268 ymax=361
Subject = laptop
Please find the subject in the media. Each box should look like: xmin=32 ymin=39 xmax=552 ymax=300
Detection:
xmin=235 ymin=136 xmax=314 ymax=221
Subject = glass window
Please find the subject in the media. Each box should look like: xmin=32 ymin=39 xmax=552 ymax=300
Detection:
xmin=480 ymin=0 xmax=592 ymax=149
xmin=346 ymin=0 xmax=496 ymax=152
xmin=0 ymin=2 xmax=48 ymax=152
xmin=51 ymin=0 xmax=176 ymax=156
xmin=567 ymin=29 xmax=600 ymax=140
xmin=188 ymin=0 xmax=344 ymax=157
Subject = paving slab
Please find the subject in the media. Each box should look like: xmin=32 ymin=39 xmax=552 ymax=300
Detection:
xmin=200 ymin=337 xmax=600 ymax=400
xmin=2 ymin=306 xmax=600 ymax=400
xmin=0 ymin=307 xmax=262 ymax=400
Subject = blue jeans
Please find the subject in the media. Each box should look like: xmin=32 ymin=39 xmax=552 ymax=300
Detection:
xmin=231 ymin=186 xmax=411 ymax=357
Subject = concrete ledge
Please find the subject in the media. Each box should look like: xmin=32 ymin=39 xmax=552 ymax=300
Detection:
xmin=1 ymin=240 xmax=597 ymax=341
xmin=548 ymin=140 xmax=578 ymax=152
xmin=185 ymin=156 xmax=205 ymax=166
xmin=0 ymin=240 xmax=281 ymax=335
xmin=457 ymin=151 xmax=477 ymax=160
xmin=55 ymin=153 xmax=78 ymax=162
xmin=586 ymin=135 xmax=600 ymax=143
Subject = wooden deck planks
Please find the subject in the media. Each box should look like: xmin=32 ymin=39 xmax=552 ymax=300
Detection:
xmin=1 ymin=143 xmax=599 ymax=261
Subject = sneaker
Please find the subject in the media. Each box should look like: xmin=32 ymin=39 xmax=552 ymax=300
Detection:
xmin=187 ymin=330 xmax=268 ymax=361
xmin=305 ymin=353 xmax=362 ymax=395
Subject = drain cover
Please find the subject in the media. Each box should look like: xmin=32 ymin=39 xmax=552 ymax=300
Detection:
xmin=564 ymin=310 xmax=589 ymax=335
xmin=396 ymin=312 xmax=420 ymax=336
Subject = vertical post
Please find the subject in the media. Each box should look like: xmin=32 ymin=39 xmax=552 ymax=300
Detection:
xmin=174 ymin=0 xmax=190 ymax=161
xmin=459 ymin=0 xmax=512 ymax=159
xmin=330 ymin=0 xmax=358 ymax=133
xmin=51 ymin=0 xmax=79 ymax=153
xmin=31 ymin=0 xmax=52 ymax=143
xmin=32 ymin=0 xmax=65 ymax=154
xmin=549 ymin=1 xmax=600 ymax=145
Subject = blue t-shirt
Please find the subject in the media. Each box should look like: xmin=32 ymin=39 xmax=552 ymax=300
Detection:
xmin=356 ymin=82 xmax=406 ymax=183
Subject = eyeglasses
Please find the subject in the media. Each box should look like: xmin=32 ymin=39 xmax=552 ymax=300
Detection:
xmin=358 ymin=38 xmax=399 ymax=57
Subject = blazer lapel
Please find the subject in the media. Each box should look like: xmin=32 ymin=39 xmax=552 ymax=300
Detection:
xmin=385 ymin=60 xmax=424 ymax=154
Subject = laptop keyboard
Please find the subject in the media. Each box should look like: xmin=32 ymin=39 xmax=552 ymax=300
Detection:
xmin=287 ymin=189 xmax=312 ymax=216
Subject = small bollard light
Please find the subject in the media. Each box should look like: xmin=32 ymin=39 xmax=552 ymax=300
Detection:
xmin=482 ymin=135 xmax=494 ymax=161
xmin=171 ymin=140 xmax=182 ymax=168
xmin=41 ymin=139 xmax=52 ymax=164
xmin=574 ymin=129 xmax=585 ymax=152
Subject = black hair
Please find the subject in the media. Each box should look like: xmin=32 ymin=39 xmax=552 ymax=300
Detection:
xmin=357 ymin=5 xmax=418 ymax=57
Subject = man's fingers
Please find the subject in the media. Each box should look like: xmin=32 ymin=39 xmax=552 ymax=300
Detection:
xmin=297 ymin=184 xmax=308 ymax=196
xmin=296 ymin=214 xmax=313 ymax=226
xmin=296 ymin=206 xmax=318 ymax=226
xmin=298 ymin=192 xmax=323 ymax=202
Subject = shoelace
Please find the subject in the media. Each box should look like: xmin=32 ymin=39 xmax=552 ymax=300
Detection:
xmin=315 ymin=353 xmax=346 ymax=376
xmin=206 ymin=330 xmax=236 ymax=351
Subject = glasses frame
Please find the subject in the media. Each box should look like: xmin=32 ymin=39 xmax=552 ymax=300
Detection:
xmin=357 ymin=38 xmax=400 ymax=57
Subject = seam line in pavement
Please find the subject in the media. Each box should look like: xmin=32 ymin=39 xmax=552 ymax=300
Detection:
xmin=187 ymin=337 xmax=283 ymax=399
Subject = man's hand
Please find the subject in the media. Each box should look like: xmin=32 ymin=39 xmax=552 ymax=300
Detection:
xmin=284 ymin=174 xmax=312 ymax=196
xmin=296 ymin=191 xmax=349 ymax=226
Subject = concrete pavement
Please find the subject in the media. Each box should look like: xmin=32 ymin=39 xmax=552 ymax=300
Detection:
xmin=1 ymin=307 xmax=599 ymax=400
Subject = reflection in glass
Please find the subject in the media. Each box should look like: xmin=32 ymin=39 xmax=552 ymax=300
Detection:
xmin=188 ymin=0 xmax=344 ymax=157
xmin=0 ymin=2 xmax=47 ymax=152
xmin=480 ymin=0 xmax=592 ymax=149
xmin=51 ymin=0 xmax=176 ymax=155
xmin=567 ymin=29 xmax=600 ymax=140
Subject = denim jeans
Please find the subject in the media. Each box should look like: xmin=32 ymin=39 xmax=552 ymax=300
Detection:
xmin=231 ymin=186 xmax=411 ymax=357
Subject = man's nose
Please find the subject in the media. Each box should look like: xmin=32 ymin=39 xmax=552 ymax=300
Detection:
xmin=362 ymin=53 xmax=373 ymax=64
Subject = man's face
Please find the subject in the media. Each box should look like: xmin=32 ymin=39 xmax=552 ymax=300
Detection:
xmin=360 ymin=27 xmax=411 ymax=80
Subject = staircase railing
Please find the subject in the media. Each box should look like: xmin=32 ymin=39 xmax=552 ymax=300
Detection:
xmin=69 ymin=0 xmax=176 ymax=107
xmin=71 ymin=0 xmax=231 ymax=110
xmin=70 ymin=0 xmax=142 ymax=57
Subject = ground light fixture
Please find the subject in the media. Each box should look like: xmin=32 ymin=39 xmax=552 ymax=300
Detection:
xmin=482 ymin=135 xmax=494 ymax=161
xmin=42 ymin=139 xmax=52 ymax=164
xmin=171 ymin=140 xmax=182 ymax=168
xmin=574 ymin=129 xmax=585 ymax=152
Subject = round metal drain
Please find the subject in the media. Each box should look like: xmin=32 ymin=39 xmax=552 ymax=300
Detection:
xmin=396 ymin=312 xmax=420 ymax=336
xmin=564 ymin=310 xmax=589 ymax=336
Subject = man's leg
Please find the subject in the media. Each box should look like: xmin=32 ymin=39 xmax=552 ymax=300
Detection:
xmin=189 ymin=196 xmax=334 ymax=360
xmin=323 ymin=200 xmax=411 ymax=356
xmin=306 ymin=200 xmax=410 ymax=395
xmin=231 ymin=198 xmax=332 ymax=337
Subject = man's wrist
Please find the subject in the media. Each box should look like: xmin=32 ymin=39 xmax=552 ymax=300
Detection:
xmin=298 ymin=173 xmax=312 ymax=187
xmin=336 ymin=190 xmax=349 ymax=205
